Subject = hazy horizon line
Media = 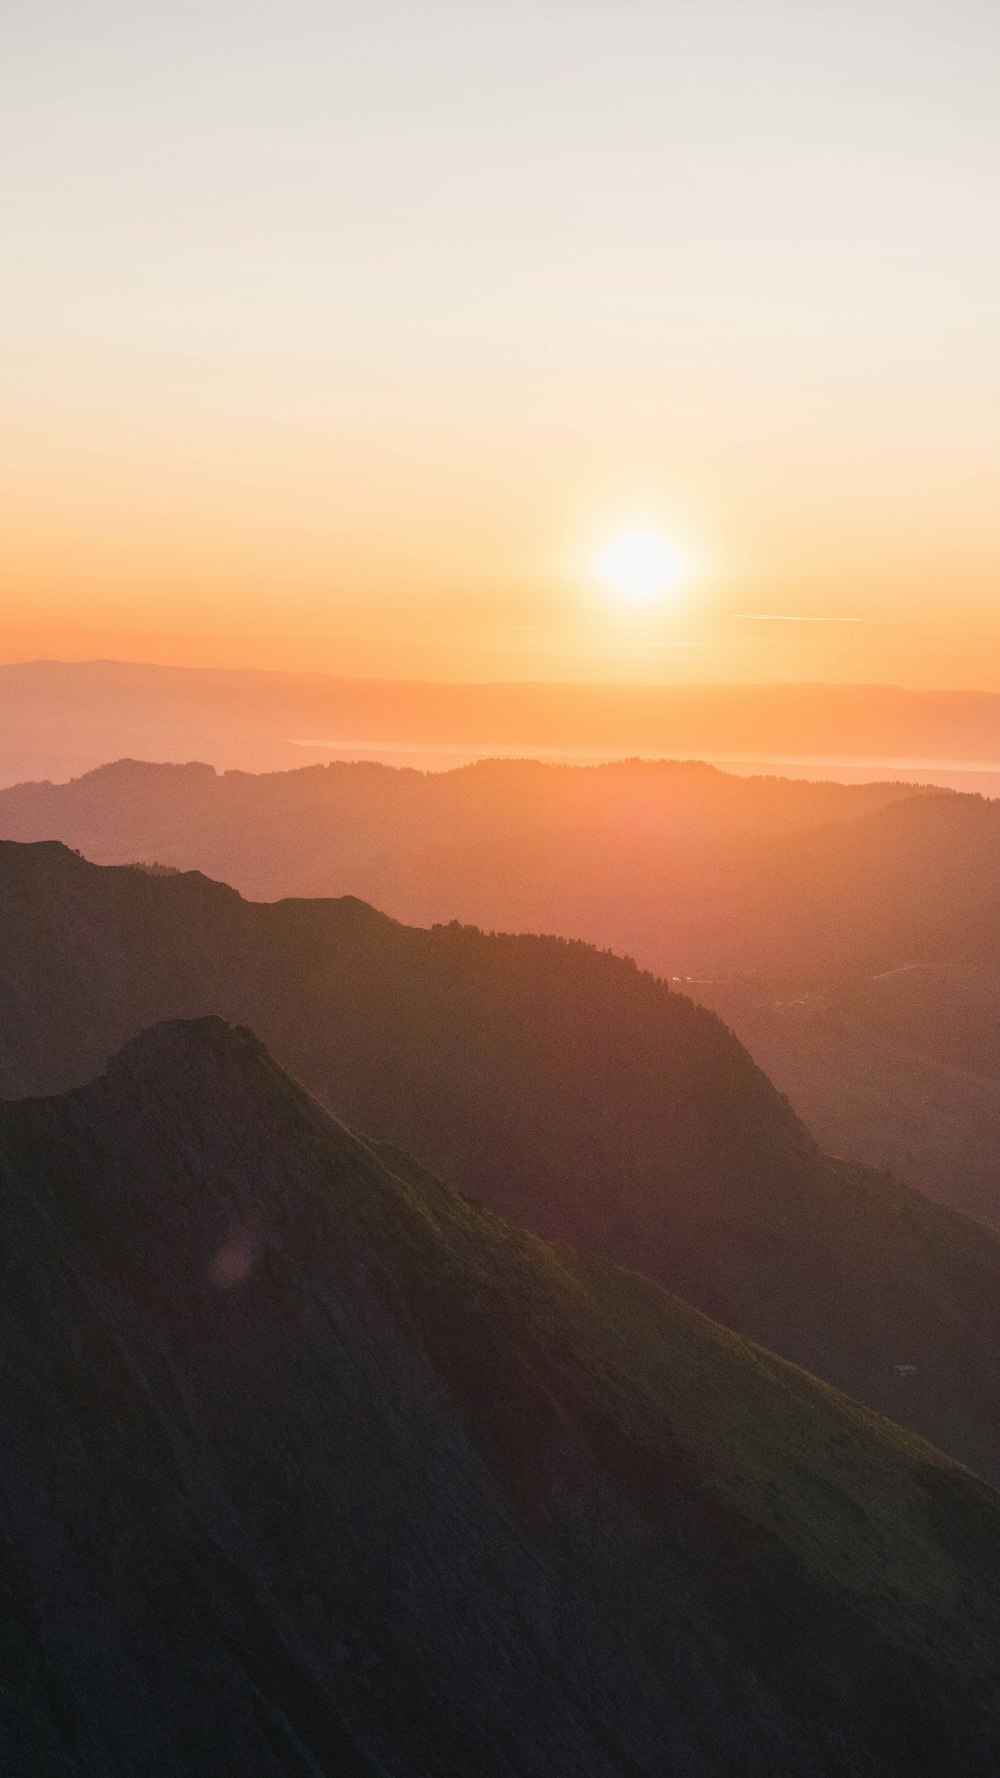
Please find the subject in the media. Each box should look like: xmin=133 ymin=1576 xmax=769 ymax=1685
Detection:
xmin=4 ymin=656 xmax=1000 ymax=701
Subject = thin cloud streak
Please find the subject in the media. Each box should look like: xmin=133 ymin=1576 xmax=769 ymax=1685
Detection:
xmin=735 ymin=614 xmax=866 ymax=624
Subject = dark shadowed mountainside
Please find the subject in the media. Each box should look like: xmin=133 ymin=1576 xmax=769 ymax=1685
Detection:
xmin=6 ymin=840 xmax=1000 ymax=1485
xmin=4 ymin=1015 xmax=1000 ymax=1775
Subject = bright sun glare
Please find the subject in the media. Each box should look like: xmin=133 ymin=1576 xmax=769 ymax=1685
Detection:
xmin=596 ymin=528 xmax=688 ymax=608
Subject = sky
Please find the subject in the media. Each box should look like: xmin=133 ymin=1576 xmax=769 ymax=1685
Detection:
xmin=2 ymin=0 xmax=998 ymax=684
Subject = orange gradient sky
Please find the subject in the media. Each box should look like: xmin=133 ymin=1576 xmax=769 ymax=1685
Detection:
xmin=3 ymin=2 xmax=999 ymax=685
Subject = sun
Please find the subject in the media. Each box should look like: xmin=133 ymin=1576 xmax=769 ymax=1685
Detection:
xmin=596 ymin=528 xmax=688 ymax=608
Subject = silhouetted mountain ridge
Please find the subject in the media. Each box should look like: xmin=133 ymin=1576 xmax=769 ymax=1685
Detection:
xmin=8 ymin=755 xmax=995 ymax=1218
xmin=6 ymin=839 xmax=1000 ymax=1485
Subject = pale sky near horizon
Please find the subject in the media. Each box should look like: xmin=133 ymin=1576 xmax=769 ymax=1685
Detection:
xmin=3 ymin=1 xmax=998 ymax=684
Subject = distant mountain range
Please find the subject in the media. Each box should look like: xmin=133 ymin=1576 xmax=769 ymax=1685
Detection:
xmin=3 ymin=755 xmax=999 ymax=1218
xmin=4 ymin=658 xmax=1000 ymax=786
xmin=0 ymin=753 xmax=932 ymax=907
xmin=4 ymin=1013 xmax=1000 ymax=1774
xmin=5 ymin=753 xmax=996 ymax=979
xmin=6 ymin=838 xmax=1000 ymax=1487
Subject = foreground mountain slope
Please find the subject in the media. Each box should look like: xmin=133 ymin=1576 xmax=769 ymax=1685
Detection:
xmin=3 ymin=1016 xmax=1000 ymax=1775
xmin=7 ymin=840 xmax=1000 ymax=1483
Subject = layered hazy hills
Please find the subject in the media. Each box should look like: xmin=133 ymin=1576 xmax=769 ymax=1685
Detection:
xmin=4 ymin=755 xmax=1000 ymax=1220
xmin=5 ymin=1015 xmax=1000 ymax=1775
xmin=2 ymin=755 xmax=994 ymax=978
xmin=7 ymin=841 xmax=1000 ymax=1486
xmin=0 ymin=754 xmax=931 ymax=908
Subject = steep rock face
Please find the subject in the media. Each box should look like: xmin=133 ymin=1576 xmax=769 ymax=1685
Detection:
xmin=3 ymin=1018 xmax=1000 ymax=1775
xmin=6 ymin=842 xmax=1000 ymax=1485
